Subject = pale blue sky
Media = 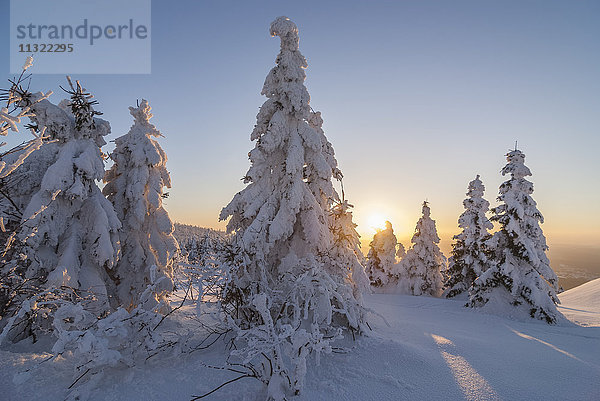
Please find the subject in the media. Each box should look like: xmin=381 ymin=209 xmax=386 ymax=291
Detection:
xmin=2 ymin=0 xmax=599 ymax=249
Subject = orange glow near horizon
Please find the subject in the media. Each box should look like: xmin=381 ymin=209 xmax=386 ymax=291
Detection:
xmin=352 ymin=204 xmax=413 ymax=244
xmin=366 ymin=213 xmax=388 ymax=234
xmin=170 ymin=203 xmax=600 ymax=252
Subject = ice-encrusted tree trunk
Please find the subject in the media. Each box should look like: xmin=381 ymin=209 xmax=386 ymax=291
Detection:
xmin=218 ymin=16 xmax=365 ymax=398
xmin=19 ymin=78 xmax=121 ymax=310
xmin=469 ymin=149 xmax=560 ymax=323
xmin=103 ymin=100 xmax=178 ymax=313
xmin=395 ymin=201 xmax=446 ymax=296
xmin=444 ymin=175 xmax=493 ymax=298
xmin=366 ymin=221 xmax=398 ymax=288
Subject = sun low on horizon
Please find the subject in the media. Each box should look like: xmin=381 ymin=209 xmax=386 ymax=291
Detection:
xmin=351 ymin=203 xmax=415 ymax=245
xmin=365 ymin=212 xmax=388 ymax=234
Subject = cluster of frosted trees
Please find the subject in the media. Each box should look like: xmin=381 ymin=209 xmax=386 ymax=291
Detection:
xmin=0 ymin=17 xmax=367 ymax=400
xmin=366 ymin=202 xmax=446 ymax=297
xmin=0 ymin=57 xmax=178 ymax=375
xmin=0 ymin=15 xmax=563 ymax=401
xmin=366 ymin=152 xmax=561 ymax=323
xmin=215 ymin=17 xmax=561 ymax=399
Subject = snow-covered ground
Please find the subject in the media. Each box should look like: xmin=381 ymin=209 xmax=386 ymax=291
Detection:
xmin=1 ymin=280 xmax=598 ymax=401
xmin=558 ymin=278 xmax=600 ymax=327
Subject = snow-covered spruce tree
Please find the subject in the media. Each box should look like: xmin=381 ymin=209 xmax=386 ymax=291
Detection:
xmin=217 ymin=16 xmax=365 ymax=398
xmin=444 ymin=175 xmax=493 ymax=299
xmin=103 ymin=100 xmax=178 ymax=313
xmin=395 ymin=201 xmax=446 ymax=296
xmin=366 ymin=221 xmax=398 ymax=288
xmin=3 ymin=81 xmax=100 ymax=220
xmin=468 ymin=149 xmax=560 ymax=323
xmin=328 ymin=197 xmax=370 ymax=295
xmin=19 ymin=77 xmax=121 ymax=310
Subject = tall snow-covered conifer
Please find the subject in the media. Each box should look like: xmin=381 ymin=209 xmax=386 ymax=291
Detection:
xmin=20 ymin=78 xmax=120 ymax=309
xmin=395 ymin=201 xmax=446 ymax=296
xmin=366 ymin=221 xmax=398 ymax=288
xmin=469 ymin=149 xmax=560 ymax=323
xmin=103 ymin=100 xmax=178 ymax=312
xmin=219 ymin=16 xmax=365 ymax=397
xmin=444 ymin=175 xmax=493 ymax=298
xmin=220 ymin=16 xmax=363 ymax=329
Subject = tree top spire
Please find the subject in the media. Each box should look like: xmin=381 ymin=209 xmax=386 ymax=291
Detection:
xmin=270 ymin=16 xmax=300 ymax=51
xmin=502 ymin=148 xmax=531 ymax=179
xmin=129 ymin=99 xmax=152 ymax=124
xmin=128 ymin=99 xmax=162 ymax=138
xmin=467 ymin=174 xmax=486 ymax=198
xmin=422 ymin=200 xmax=430 ymax=217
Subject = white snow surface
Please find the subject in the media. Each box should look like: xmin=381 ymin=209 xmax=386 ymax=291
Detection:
xmin=558 ymin=278 xmax=600 ymax=327
xmin=1 ymin=279 xmax=598 ymax=401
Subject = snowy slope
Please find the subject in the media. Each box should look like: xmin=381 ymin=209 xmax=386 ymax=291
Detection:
xmin=1 ymin=283 xmax=598 ymax=401
xmin=558 ymin=278 xmax=600 ymax=327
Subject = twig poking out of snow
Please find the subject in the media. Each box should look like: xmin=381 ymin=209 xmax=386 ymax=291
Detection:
xmin=22 ymin=56 xmax=34 ymax=71
xmin=50 ymin=300 xmax=166 ymax=397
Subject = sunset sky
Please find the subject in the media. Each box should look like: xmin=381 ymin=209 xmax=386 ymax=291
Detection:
xmin=2 ymin=0 xmax=599 ymax=251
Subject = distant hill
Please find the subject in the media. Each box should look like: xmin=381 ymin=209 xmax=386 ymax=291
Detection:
xmin=173 ymin=223 xmax=224 ymax=246
xmin=548 ymin=244 xmax=600 ymax=291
